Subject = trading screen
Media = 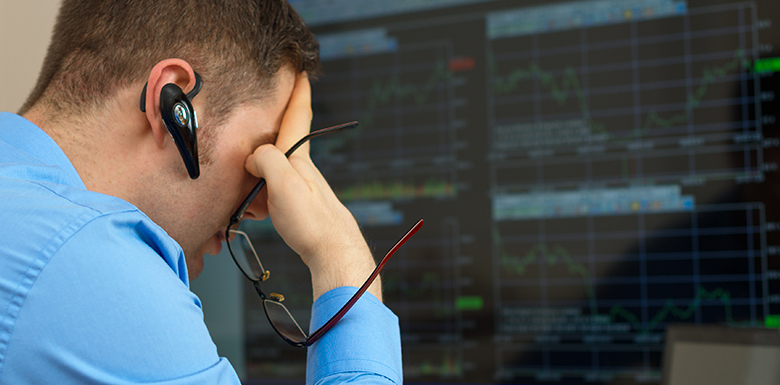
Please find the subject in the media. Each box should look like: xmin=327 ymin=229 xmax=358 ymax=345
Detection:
xmin=237 ymin=0 xmax=780 ymax=383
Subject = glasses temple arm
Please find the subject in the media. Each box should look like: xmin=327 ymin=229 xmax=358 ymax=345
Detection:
xmin=306 ymin=219 xmax=424 ymax=345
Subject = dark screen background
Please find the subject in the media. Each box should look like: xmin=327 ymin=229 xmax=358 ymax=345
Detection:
xmin=239 ymin=0 xmax=780 ymax=383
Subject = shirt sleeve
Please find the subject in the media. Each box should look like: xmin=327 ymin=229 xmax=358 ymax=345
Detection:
xmin=305 ymin=287 xmax=403 ymax=385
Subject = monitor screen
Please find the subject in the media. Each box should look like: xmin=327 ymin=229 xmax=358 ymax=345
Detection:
xmin=234 ymin=0 xmax=780 ymax=383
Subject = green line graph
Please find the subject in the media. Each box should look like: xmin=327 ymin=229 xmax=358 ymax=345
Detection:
xmin=315 ymin=61 xmax=453 ymax=155
xmin=496 ymin=232 xmax=598 ymax=315
xmin=609 ymin=286 xmax=733 ymax=332
xmin=383 ymin=271 xmax=443 ymax=301
xmin=362 ymin=60 xmax=453 ymax=126
xmin=495 ymin=232 xmax=739 ymax=332
xmin=383 ymin=272 xmax=454 ymax=318
xmin=492 ymin=50 xmax=750 ymax=141
xmin=410 ymin=352 xmax=463 ymax=377
xmin=494 ymin=64 xmax=599 ymax=132
xmin=643 ymin=51 xmax=751 ymax=130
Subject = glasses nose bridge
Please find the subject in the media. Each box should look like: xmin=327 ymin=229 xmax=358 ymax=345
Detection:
xmin=227 ymin=228 xmax=269 ymax=281
xmin=252 ymin=280 xmax=268 ymax=299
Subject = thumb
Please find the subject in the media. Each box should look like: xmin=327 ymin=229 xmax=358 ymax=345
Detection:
xmin=244 ymin=144 xmax=297 ymax=183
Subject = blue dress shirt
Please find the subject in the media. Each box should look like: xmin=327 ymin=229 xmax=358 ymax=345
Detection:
xmin=0 ymin=112 xmax=402 ymax=384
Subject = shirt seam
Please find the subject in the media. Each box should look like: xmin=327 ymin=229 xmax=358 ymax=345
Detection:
xmin=311 ymin=370 xmax=397 ymax=385
xmin=0 ymin=185 xmax=143 ymax=381
xmin=0 ymin=210 xmax=98 ymax=380
xmin=309 ymin=357 xmax=401 ymax=383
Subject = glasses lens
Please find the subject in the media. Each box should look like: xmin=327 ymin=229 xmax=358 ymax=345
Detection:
xmin=227 ymin=229 xmax=266 ymax=281
xmin=264 ymin=299 xmax=308 ymax=344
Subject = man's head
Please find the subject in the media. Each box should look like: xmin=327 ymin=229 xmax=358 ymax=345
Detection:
xmin=21 ymin=0 xmax=321 ymax=280
xmin=20 ymin=0 xmax=319 ymax=161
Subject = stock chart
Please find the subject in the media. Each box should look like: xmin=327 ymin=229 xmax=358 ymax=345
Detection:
xmin=236 ymin=0 xmax=780 ymax=383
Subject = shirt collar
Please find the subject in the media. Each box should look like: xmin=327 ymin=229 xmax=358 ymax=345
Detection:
xmin=0 ymin=112 xmax=86 ymax=189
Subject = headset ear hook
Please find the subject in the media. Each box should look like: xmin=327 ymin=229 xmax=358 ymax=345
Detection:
xmin=186 ymin=72 xmax=203 ymax=100
xmin=139 ymin=72 xmax=203 ymax=112
xmin=140 ymin=72 xmax=203 ymax=180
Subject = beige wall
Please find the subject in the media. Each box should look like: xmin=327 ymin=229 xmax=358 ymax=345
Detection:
xmin=0 ymin=0 xmax=61 ymax=113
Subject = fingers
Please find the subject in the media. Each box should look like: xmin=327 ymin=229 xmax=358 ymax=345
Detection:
xmin=275 ymin=72 xmax=312 ymax=157
xmin=242 ymin=71 xmax=379 ymax=300
xmin=246 ymin=71 xmax=314 ymax=179
xmin=244 ymin=143 xmax=338 ymax=261
xmin=246 ymin=146 xmax=332 ymax=208
xmin=244 ymin=151 xmax=262 ymax=178
xmin=245 ymin=144 xmax=301 ymax=188
xmin=244 ymin=135 xmax=378 ymax=301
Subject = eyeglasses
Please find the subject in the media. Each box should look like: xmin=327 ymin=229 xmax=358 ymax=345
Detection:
xmin=225 ymin=121 xmax=424 ymax=347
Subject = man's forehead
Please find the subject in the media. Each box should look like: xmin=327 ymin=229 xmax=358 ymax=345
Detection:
xmin=248 ymin=65 xmax=296 ymax=107
xmin=241 ymin=113 xmax=280 ymax=151
xmin=244 ymin=67 xmax=296 ymax=148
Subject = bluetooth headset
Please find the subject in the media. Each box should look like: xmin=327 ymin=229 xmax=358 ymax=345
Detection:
xmin=140 ymin=72 xmax=203 ymax=179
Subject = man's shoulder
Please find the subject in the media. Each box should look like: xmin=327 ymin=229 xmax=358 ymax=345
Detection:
xmin=0 ymin=111 xmax=185 ymax=284
xmin=0 ymin=170 xmax=183 ymax=274
xmin=0 ymin=169 xmax=228 ymax=384
xmin=0 ymin=169 xmax=149 ymax=246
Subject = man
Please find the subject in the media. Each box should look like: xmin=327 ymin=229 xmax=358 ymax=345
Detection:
xmin=0 ymin=0 xmax=401 ymax=384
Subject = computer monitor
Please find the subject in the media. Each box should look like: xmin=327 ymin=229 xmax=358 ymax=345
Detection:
xmin=662 ymin=324 xmax=780 ymax=385
xmin=232 ymin=0 xmax=780 ymax=383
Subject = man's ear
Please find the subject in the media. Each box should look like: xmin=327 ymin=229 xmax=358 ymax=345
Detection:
xmin=141 ymin=59 xmax=202 ymax=179
xmin=142 ymin=59 xmax=199 ymax=149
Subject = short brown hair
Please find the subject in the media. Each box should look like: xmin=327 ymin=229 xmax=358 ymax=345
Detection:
xmin=20 ymin=0 xmax=319 ymax=154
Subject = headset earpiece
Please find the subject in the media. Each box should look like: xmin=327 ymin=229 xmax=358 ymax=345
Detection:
xmin=140 ymin=72 xmax=203 ymax=179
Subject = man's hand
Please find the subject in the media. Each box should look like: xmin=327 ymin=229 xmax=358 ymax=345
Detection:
xmin=244 ymin=72 xmax=381 ymax=302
